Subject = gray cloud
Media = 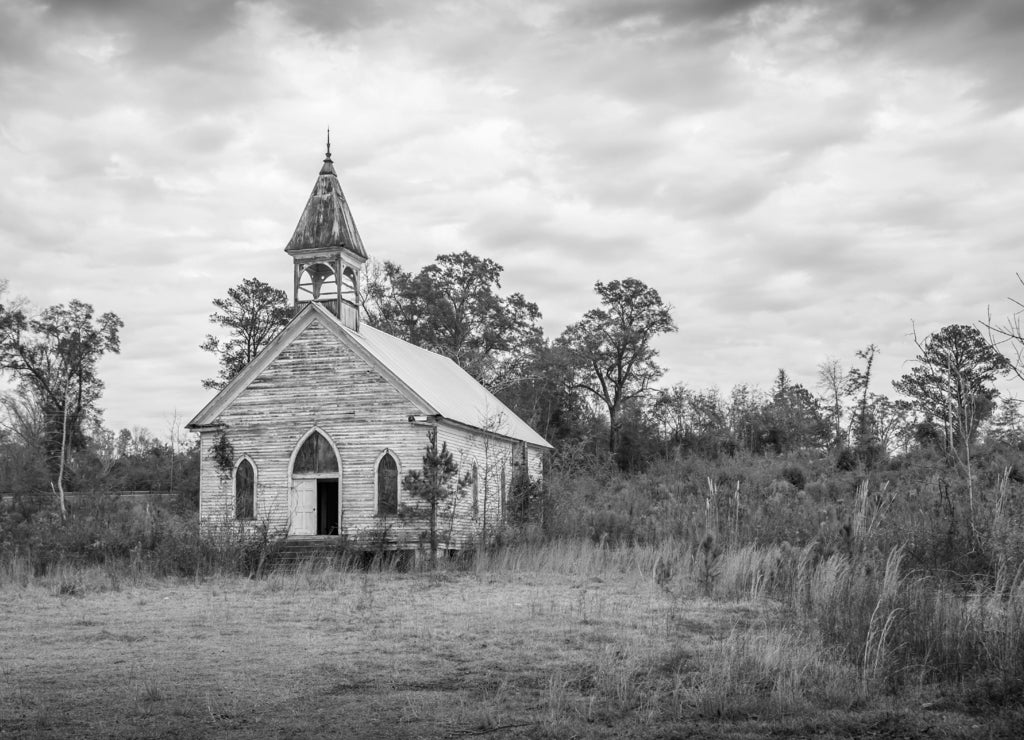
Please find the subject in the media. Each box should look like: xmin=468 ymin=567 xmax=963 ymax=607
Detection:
xmin=275 ymin=0 xmax=426 ymax=34
xmin=42 ymin=0 xmax=242 ymax=64
xmin=4 ymin=0 xmax=1024 ymax=433
xmin=558 ymin=0 xmax=792 ymax=30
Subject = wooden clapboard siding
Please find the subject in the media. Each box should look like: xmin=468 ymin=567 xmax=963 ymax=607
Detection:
xmin=439 ymin=422 xmax=504 ymax=541
xmin=200 ymin=318 xmax=428 ymax=543
xmin=197 ymin=317 xmax=550 ymax=549
xmin=193 ymin=149 xmax=552 ymax=548
xmin=434 ymin=423 xmax=546 ymax=546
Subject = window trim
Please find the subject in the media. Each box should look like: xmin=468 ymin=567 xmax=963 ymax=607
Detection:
xmin=234 ymin=456 xmax=257 ymax=520
xmin=471 ymin=462 xmax=479 ymax=517
xmin=500 ymin=465 xmax=507 ymax=516
xmin=374 ymin=448 xmax=401 ymax=517
xmin=290 ymin=426 xmax=342 ymax=478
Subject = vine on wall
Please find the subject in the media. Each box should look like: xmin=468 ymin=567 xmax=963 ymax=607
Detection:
xmin=210 ymin=430 xmax=235 ymax=478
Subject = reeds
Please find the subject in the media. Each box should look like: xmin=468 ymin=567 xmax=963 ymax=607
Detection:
xmin=678 ymin=626 xmax=862 ymax=718
xmin=710 ymin=541 xmax=1024 ymax=702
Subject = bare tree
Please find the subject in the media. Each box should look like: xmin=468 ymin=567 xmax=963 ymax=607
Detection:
xmin=817 ymin=357 xmax=849 ymax=449
xmin=983 ymin=272 xmax=1024 ymax=382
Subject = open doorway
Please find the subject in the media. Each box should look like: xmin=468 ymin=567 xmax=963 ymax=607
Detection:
xmin=289 ymin=429 xmax=342 ymax=537
xmin=317 ymin=479 xmax=339 ymax=535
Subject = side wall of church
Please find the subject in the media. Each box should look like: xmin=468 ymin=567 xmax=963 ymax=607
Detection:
xmin=431 ymin=424 xmax=547 ymax=546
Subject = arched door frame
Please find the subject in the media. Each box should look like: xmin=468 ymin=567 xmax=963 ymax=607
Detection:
xmin=288 ymin=426 xmax=343 ymax=535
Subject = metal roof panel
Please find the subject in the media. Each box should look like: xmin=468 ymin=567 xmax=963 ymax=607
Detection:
xmin=343 ymin=322 xmax=553 ymax=449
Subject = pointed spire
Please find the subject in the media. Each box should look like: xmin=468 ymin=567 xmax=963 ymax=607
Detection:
xmin=320 ymin=127 xmax=336 ymax=175
xmin=287 ymin=137 xmax=366 ymax=258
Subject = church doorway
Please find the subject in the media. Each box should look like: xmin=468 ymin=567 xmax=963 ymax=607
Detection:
xmin=289 ymin=429 xmax=342 ymax=536
xmin=316 ymin=480 xmax=339 ymax=535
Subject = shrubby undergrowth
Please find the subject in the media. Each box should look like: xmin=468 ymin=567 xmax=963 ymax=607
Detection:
xmin=540 ymin=443 xmax=1024 ymax=578
xmin=0 ymin=493 xmax=282 ymax=579
xmin=530 ymin=441 xmax=1024 ymax=710
xmin=4 ymin=440 xmax=1024 ymax=712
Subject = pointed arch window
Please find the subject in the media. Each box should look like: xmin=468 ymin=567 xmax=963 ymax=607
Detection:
xmin=471 ymin=463 xmax=479 ymax=516
xmin=235 ymin=459 xmax=255 ymax=520
xmin=500 ymin=466 xmax=507 ymax=515
xmin=377 ymin=451 xmax=398 ymax=516
xmin=293 ymin=431 xmax=339 ymax=475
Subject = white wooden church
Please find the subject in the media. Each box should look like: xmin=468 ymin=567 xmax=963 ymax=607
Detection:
xmin=187 ymin=140 xmax=551 ymax=548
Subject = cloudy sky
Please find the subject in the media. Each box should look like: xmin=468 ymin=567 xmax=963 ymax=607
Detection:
xmin=2 ymin=0 xmax=1024 ymax=437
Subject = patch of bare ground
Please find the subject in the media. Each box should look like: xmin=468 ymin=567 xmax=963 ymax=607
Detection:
xmin=0 ymin=565 xmax=1019 ymax=739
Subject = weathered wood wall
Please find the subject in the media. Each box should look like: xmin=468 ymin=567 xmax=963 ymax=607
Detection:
xmin=198 ymin=317 xmax=546 ymax=549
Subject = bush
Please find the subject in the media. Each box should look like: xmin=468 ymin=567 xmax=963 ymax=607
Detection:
xmin=780 ymin=464 xmax=807 ymax=491
xmin=0 ymin=495 xmax=285 ymax=579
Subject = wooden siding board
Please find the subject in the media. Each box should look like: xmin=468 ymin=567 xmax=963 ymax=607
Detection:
xmin=197 ymin=321 xmax=547 ymax=548
xmin=198 ymin=321 xmax=422 ymax=540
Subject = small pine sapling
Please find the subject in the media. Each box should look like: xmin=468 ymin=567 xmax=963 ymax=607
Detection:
xmin=402 ymin=439 xmax=472 ymax=566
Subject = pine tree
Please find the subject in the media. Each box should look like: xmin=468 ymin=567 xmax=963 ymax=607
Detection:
xmin=402 ymin=437 xmax=471 ymax=565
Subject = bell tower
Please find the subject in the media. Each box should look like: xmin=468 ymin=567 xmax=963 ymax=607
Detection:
xmin=284 ymin=132 xmax=368 ymax=331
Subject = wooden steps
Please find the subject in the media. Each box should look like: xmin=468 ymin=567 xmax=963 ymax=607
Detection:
xmin=273 ymin=537 xmax=350 ymax=564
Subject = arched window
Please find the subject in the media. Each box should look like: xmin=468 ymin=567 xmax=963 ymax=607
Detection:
xmin=297 ymin=263 xmax=339 ymax=301
xmin=471 ymin=463 xmax=479 ymax=516
xmin=235 ymin=458 xmax=255 ymax=520
xmin=293 ymin=431 xmax=339 ymax=475
xmin=500 ymin=466 xmax=507 ymax=515
xmin=377 ymin=451 xmax=398 ymax=516
xmin=341 ymin=267 xmax=358 ymax=305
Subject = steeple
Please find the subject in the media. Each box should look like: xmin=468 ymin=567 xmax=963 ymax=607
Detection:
xmin=286 ymin=133 xmax=367 ymax=331
xmin=286 ymin=132 xmax=366 ymax=258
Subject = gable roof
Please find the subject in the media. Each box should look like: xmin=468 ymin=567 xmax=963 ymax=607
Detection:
xmin=284 ymin=148 xmax=367 ymax=259
xmin=348 ymin=319 xmax=552 ymax=448
xmin=188 ymin=302 xmax=552 ymax=449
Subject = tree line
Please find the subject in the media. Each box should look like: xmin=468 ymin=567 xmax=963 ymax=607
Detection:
xmin=198 ymin=253 xmax=1022 ymax=474
xmin=0 ymin=280 xmax=197 ymax=508
xmin=2 ymin=256 xmax=1023 ymax=506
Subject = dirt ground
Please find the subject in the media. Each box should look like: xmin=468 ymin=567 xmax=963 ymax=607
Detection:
xmin=0 ymin=567 xmax=1017 ymax=739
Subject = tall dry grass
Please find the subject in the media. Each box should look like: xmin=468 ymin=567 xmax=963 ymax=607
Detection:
xmin=470 ymin=536 xmax=674 ymax=580
xmin=678 ymin=626 xmax=864 ymax=718
xmin=4 ymin=517 xmax=1023 ymax=722
xmin=699 ymin=541 xmax=1024 ymax=705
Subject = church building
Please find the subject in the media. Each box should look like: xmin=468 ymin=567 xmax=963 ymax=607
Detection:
xmin=187 ymin=140 xmax=552 ymax=549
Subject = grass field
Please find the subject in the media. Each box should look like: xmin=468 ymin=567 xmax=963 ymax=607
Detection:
xmin=0 ymin=545 xmax=1020 ymax=739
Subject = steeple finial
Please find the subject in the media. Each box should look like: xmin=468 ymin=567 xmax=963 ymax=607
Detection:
xmin=319 ymin=128 xmax=336 ymax=176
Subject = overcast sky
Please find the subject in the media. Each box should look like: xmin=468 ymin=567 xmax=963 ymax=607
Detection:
xmin=3 ymin=0 xmax=1024 ymax=438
